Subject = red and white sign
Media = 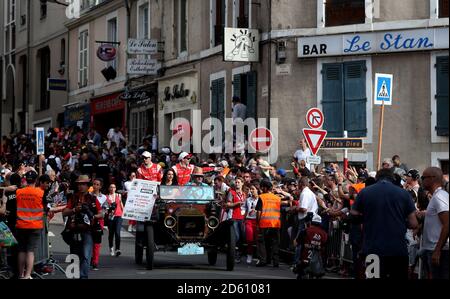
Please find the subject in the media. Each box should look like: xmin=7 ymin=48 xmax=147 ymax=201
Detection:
xmin=303 ymin=129 xmax=327 ymax=156
xmin=97 ymin=44 xmax=117 ymax=62
xmin=306 ymin=108 xmax=324 ymax=129
xmin=91 ymin=93 xmax=125 ymax=115
xmin=250 ymin=127 xmax=273 ymax=153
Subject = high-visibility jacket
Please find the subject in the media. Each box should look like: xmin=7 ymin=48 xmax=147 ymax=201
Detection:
xmin=137 ymin=163 xmax=162 ymax=182
xmin=172 ymin=163 xmax=194 ymax=186
xmin=16 ymin=186 xmax=45 ymax=230
xmin=259 ymin=193 xmax=281 ymax=229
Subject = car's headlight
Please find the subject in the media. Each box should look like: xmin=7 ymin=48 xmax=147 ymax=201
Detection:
xmin=164 ymin=216 xmax=177 ymax=229
xmin=207 ymin=216 xmax=219 ymax=230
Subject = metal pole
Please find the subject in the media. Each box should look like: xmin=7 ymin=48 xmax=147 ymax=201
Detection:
xmin=344 ymin=131 xmax=348 ymax=174
xmin=124 ymin=0 xmax=131 ymax=140
xmin=376 ymin=102 xmax=385 ymax=170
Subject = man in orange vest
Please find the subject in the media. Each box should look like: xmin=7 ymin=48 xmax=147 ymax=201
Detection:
xmin=255 ymin=179 xmax=292 ymax=267
xmin=15 ymin=170 xmax=44 ymax=279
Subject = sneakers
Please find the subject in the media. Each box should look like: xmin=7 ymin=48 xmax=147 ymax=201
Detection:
xmin=255 ymin=260 xmax=267 ymax=267
xmin=246 ymin=255 xmax=252 ymax=265
xmin=110 ymin=248 xmax=115 ymax=256
xmin=92 ymin=264 xmax=99 ymax=271
xmin=235 ymin=256 xmax=241 ymax=264
xmin=115 ymin=250 xmax=121 ymax=257
xmin=132 ymin=226 xmax=137 ymax=232
xmin=128 ymin=225 xmax=133 ymax=232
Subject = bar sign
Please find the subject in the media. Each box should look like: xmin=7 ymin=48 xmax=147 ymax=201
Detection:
xmin=47 ymin=78 xmax=68 ymax=91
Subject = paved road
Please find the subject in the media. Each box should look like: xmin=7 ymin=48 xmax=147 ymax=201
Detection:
xmin=45 ymin=223 xmax=299 ymax=279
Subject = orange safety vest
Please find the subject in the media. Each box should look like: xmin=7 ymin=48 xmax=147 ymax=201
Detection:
xmin=16 ymin=186 xmax=45 ymax=230
xmin=259 ymin=193 xmax=281 ymax=229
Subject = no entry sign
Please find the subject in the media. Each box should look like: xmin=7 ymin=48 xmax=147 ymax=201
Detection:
xmin=249 ymin=127 xmax=273 ymax=153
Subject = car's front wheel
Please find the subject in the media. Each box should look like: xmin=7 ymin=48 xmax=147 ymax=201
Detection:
xmin=208 ymin=248 xmax=218 ymax=266
xmin=226 ymin=225 xmax=236 ymax=271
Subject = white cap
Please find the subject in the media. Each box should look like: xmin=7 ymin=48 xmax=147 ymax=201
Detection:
xmin=312 ymin=214 xmax=322 ymax=224
xmin=142 ymin=151 xmax=152 ymax=158
xmin=179 ymin=152 xmax=191 ymax=161
xmin=369 ymin=171 xmax=377 ymax=178
xmin=219 ymin=160 xmax=229 ymax=168
xmin=88 ymin=140 xmax=94 ymax=144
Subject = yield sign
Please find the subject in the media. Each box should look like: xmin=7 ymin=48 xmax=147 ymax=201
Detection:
xmin=303 ymin=129 xmax=327 ymax=156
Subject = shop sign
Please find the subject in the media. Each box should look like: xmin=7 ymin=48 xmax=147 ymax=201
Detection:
xmin=91 ymin=93 xmax=125 ymax=114
xmin=298 ymin=28 xmax=449 ymax=58
xmin=127 ymin=39 xmax=158 ymax=55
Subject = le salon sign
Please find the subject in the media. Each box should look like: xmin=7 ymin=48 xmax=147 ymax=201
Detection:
xmin=298 ymin=28 xmax=448 ymax=58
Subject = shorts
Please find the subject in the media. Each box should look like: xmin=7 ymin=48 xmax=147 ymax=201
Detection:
xmin=16 ymin=229 xmax=41 ymax=253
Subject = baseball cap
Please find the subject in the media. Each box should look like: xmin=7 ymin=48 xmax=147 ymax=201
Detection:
xmin=277 ymin=169 xmax=287 ymax=177
xmin=406 ymin=169 xmax=420 ymax=180
xmin=25 ymin=170 xmax=38 ymax=182
xmin=179 ymin=152 xmax=192 ymax=161
xmin=312 ymin=214 xmax=322 ymax=224
xmin=142 ymin=151 xmax=152 ymax=159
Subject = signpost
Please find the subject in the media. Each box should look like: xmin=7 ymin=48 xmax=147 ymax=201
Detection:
xmin=322 ymin=138 xmax=364 ymax=150
xmin=127 ymin=39 xmax=158 ymax=55
xmin=303 ymin=107 xmax=327 ymax=165
xmin=374 ymin=73 xmax=394 ymax=170
xmin=36 ymin=127 xmax=45 ymax=176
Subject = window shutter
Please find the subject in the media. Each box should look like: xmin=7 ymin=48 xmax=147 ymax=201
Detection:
xmin=246 ymin=71 xmax=257 ymax=120
xmin=436 ymin=56 xmax=449 ymax=136
xmin=322 ymin=63 xmax=344 ymax=137
xmin=233 ymin=74 xmax=241 ymax=99
xmin=344 ymin=61 xmax=367 ymax=137
xmin=210 ymin=79 xmax=219 ymax=118
xmin=217 ymin=77 xmax=225 ymax=128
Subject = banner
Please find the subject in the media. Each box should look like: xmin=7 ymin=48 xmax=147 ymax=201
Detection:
xmin=122 ymin=180 xmax=160 ymax=222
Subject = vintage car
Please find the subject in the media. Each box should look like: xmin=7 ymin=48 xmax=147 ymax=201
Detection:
xmin=135 ymin=185 xmax=236 ymax=271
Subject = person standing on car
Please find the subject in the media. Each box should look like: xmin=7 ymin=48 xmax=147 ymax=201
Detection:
xmin=62 ymin=175 xmax=102 ymax=279
xmin=172 ymin=152 xmax=195 ymax=186
xmin=137 ymin=151 xmax=163 ymax=183
xmin=106 ymin=184 xmax=124 ymax=257
xmin=15 ymin=170 xmax=44 ymax=279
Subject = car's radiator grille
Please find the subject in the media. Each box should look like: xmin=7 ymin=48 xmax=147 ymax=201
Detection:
xmin=177 ymin=215 xmax=205 ymax=237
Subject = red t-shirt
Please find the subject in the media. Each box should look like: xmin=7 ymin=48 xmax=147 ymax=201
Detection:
xmin=137 ymin=163 xmax=162 ymax=182
xmin=228 ymin=190 xmax=245 ymax=220
xmin=106 ymin=194 xmax=123 ymax=217
xmin=301 ymin=225 xmax=328 ymax=264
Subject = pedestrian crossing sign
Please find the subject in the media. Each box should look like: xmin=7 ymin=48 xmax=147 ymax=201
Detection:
xmin=374 ymin=73 xmax=393 ymax=106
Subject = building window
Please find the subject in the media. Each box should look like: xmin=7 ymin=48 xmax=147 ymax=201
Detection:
xmin=79 ymin=29 xmax=89 ymax=88
xmin=439 ymin=0 xmax=449 ymax=18
xmin=40 ymin=0 xmax=47 ymax=19
xmin=211 ymin=77 xmax=226 ymax=144
xmin=20 ymin=0 xmax=26 ymax=27
xmin=138 ymin=2 xmax=150 ymax=39
xmin=325 ymin=0 xmax=365 ymax=27
xmin=234 ymin=0 xmax=249 ymax=28
xmin=233 ymin=71 xmax=257 ymax=120
xmin=212 ymin=0 xmax=226 ymax=46
xmin=107 ymin=17 xmax=118 ymax=69
xmin=39 ymin=47 xmax=51 ymax=111
xmin=436 ymin=56 xmax=449 ymax=136
xmin=60 ymin=38 xmax=66 ymax=69
xmin=322 ymin=61 xmax=367 ymax=137
xmin=131 ymin=108 xmax=154 ymax=146
xmin=177 ymin=0 xmax=188 ymax=54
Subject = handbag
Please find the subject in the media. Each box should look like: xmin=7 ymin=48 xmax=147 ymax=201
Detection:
xmin=0 ymin=221 xmax=17 ymax=248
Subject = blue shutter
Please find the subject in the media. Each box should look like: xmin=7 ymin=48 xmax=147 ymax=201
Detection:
xmin=322 ymin=63 xmax=344 ymax=137
xmin=436 ymin=56 xmax=449 ymax=137
xmin=233 ymin=74 xmax=241 ymax=99
xmin=344 ymin=61 xmax=367 ymax=137
xmin=210 ymin=79 xmax=219 ymax=119
xmin=246 ymin=71 xmax=257 ymax=120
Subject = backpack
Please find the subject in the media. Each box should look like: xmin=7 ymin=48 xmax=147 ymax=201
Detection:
xmin=47 ymin=157 xmax=60 ymax=173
